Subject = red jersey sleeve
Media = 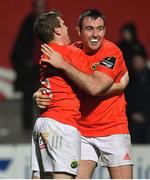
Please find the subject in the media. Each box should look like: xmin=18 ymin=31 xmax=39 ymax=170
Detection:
xmin=93 ymin=45 xmax=125 ymax=81
xmin=67 ymin=46 xmax=91 ymax=73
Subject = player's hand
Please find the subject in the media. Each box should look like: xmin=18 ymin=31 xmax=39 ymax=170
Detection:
xmin=119 ymin=71 xmax=129 ymax=90
xmin=33 ymin=88 xmax=52 ymax=109
xmin=41 ymin=44 xmax=69 ymax=69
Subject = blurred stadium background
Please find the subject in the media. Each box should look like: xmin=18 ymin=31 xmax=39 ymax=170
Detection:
xmin=0 ymin=0 xmax=150 ymax=178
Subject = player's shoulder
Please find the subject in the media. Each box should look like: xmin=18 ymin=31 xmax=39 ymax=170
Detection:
xmin=68 ymin=42 xmax=85 ymax=56
xmin=70 ymin=41 xmax=82 ymax=49
xmin=103 ymin=39 xmax=122 ymax=55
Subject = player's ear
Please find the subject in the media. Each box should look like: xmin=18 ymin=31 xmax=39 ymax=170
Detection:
xmin=104 ymin=26 xmax=106 ymax=32
xmin=103 ymin=26 xmax=106 ymax=35
xmin=75 ymin=26 xmax=81 ymax=36
xmin=54 ymin=27 xmax=61 ymax=35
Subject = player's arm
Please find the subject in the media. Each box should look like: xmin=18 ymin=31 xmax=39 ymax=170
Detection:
xmin=41 ymin=44 xmax=126 ymax=96
xmin=33 ymin=70 xmax=128 ymax=109
xmin=102 ymin=71 xmax=129 ymax=95
xmin=62 ymin=66 xmax=114 ymax=96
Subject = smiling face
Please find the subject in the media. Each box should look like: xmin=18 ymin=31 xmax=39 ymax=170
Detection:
xmin=80 ymin=16 xmax=106 ymax=53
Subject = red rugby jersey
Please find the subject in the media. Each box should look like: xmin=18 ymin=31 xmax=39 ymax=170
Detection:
xmin=77 ymin=39 xmax=129 ymax=136
xmin=40 ymin=42 xmax=90 ymax=128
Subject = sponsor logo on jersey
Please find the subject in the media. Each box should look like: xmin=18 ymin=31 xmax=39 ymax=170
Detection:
xmin=92 ymin=57 xmax=116 ymax=70
xmin=100 ymin=57 xmax=116 ymax=69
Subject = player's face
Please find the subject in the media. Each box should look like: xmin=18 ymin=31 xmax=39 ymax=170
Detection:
xmin=80 ymin=17 xmax=106 ymax=53
xmin=58 ymin=17 xmax=71 ymax=45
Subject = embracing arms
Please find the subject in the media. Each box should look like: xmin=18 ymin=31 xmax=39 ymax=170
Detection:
xmin=40 ymin=44 xmax=128 ymax=96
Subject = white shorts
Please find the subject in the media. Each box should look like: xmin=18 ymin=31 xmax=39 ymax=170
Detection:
xmin=81 ymin=134 xmax=133 ymax=167
xmin=31 ymin=117 xmax=81 ymax=176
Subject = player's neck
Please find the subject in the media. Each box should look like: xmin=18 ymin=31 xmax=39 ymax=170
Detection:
xmin=52 ymin=36 xmax=70 ymax=46
xmin=51 ymin=40 xmax=66 ymax=46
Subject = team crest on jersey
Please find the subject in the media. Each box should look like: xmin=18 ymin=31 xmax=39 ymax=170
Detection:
xmin=71 ymin=160 xmax=78 ymax=168
xmin=91 ymin=62 xmax=100 ymax=70
xmin=100 ymin=57 xmax=116 ymax=69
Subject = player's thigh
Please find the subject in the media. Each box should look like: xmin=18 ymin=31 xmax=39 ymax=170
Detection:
xmin=53 ymin=172 xmax=75 ymax=179
xmin=31 ymin=118 xmax=43 ymax=176
xmin=42 ymin=118 xmax=81 ymax=176
xmin=31 ymin=171 xmax=53 ymax=179
xmin=96 ymin=134 xmax=133 ymax=167
xmin=95 ymin=134 xmax=133 ymax=178
xmin=108 ymin=165 xmax=133 ymax=179
xmin=32 ymin=117 xmax=81 ymax=177
xmin=77 ymin=136 xmax=99 ymax=178
xmin=32 ymin=171 xmax=75 ymax=179
xmin=76 ymin=160 xmax=96 ymax=179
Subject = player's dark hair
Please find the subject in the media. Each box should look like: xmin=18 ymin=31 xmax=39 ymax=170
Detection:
xmin=79 ymin=9 xmax=105 ymax=31
xmin=34 ymin=10 xmax=61 ymax=43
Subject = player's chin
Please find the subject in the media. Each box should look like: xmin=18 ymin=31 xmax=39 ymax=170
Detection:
xmin=89 ymin=44 xmax=100 ymax=51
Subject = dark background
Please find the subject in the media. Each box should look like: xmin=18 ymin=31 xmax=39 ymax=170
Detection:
xmin=0 ymin=0 xmax=150 ymax=68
